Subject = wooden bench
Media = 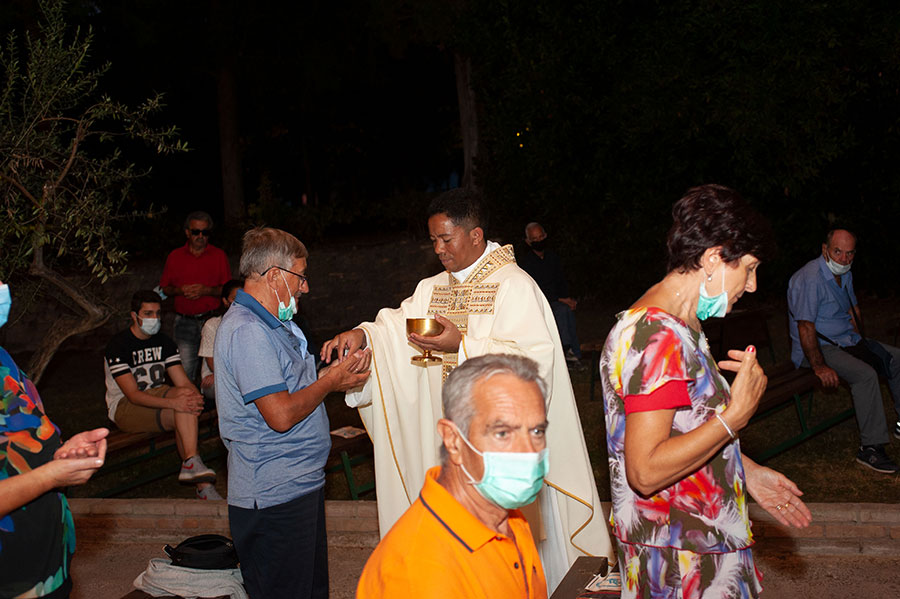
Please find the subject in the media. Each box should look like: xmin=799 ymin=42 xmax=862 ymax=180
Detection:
xmin=705 ymin=308 xmax=855 ymax=462
xmin=94 ymin=410 xmax=222 ymax=497
xmin=97 ymin=415 xmax=374 ymax=500
xmin=325 ymin=426 xmax=375 ymax=500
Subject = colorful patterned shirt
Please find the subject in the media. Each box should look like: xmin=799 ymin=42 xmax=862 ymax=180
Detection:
xmin=0 ymin=347 xmax=74 ymax=598
xmin=600 ymin=308 xmax=753 ymax=554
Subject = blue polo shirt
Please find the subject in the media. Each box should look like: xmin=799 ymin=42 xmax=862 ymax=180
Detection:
xmin=787 ymin=255 xmax=860 ymax=367
xmin=214 ymin=289 xmax=330 ymax=509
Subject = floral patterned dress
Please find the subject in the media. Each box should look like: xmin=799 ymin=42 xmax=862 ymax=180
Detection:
xmin=0 ymin=347 xmax=75 ymax=598
xmin=600 ymin=308 xmax=762 ymax=599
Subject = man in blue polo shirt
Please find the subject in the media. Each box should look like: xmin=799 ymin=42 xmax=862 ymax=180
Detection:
xmin=214 ymin=227 xmax=371 ymax=599
xmin=788 ymin=228 xmax=900 ymax=474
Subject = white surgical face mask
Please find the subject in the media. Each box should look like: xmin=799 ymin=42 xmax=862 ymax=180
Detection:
xmin=139 ymin=317 xmax=161 ymax=336
xmin=825 ymin=256 xmax=851 ymax=276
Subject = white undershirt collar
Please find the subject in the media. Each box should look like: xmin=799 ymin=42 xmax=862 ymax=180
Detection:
xmin=451 ymin=240 xmax=500 ymax=283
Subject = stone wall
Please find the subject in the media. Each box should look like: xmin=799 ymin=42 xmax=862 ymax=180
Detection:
xmin=70 ymin=498 xmax=900 ymax=556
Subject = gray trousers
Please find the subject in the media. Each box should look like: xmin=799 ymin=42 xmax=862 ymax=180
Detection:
xmin=815 ymin=341 xmax=900 ymax=446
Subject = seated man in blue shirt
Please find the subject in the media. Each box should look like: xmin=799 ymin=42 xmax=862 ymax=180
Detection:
xmin=214 ymin=227 xmax=371 ymax=599
xmin=788 ymin=228 xmax=900 ymax=474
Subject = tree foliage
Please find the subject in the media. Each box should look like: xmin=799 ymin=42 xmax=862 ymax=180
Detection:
xmin=0 ymin=0 xmax=185 ymax=381
xmin=458 ymin=1 xmax=900 ymax=296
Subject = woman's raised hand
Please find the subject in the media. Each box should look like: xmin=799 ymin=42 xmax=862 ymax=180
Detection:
xmin=718 ymin=345 xmax=767 ymax=431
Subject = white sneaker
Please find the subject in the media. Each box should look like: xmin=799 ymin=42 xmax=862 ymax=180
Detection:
xmin=179 ymin=455 xmax=216 ymax=484
xmin=196 ymin=484 xmax=224 ymax=501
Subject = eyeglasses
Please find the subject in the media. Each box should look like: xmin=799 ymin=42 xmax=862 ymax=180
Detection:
xmin=189 ymin=228 xmax=210 ymax=237
xmin=260 ymin=266 xmax=309 ymax=286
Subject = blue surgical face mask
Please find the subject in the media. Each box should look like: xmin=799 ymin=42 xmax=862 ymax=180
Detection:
xmin=696 ymin=266 xmax=728 ymax=321
xmin=455 ymin=424 xmax=549 ymax=509
xmin=0 ymin=284 xmax=11 ymax=329
xmin=139 ymin=317 xmax=161 ymax=336
xmin=275 ymin=271 xmax=298 ymax=322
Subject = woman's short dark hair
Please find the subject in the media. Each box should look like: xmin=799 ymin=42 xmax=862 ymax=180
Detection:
xmin=666 ymin=184 xmax=775 ymax=273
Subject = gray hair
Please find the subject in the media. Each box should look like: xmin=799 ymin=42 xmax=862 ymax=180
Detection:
xmin=440 ymin=354 xmax=548 ymax=464
xmin=524 ymin=222 xmax=544 ymax=237
xmin=239 ymin=227 xmax=309 ymax=278
xmin=184 ymin=211 xmax=214 ymax=230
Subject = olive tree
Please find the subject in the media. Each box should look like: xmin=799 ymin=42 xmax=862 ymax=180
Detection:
xmin=0 ymin=0 xmax=186 ymax=382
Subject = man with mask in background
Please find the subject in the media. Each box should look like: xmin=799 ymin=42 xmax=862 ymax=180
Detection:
xmin=517 ymin=221 xmax=582 ymax=365
xmin=103 ymin=289 xmax=220 ymax=499
xmin=357 ymin=355 xmax=549 ymax=598
xmin=788 ymin=228 xmax=900 ymax=474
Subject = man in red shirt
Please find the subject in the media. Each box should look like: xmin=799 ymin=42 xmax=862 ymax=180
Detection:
xmin=160 ymin=211 xmax=232 ymax=383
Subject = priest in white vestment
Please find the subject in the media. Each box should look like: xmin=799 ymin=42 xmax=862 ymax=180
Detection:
xmin=321 ymin=188 xmax=614 ymax=590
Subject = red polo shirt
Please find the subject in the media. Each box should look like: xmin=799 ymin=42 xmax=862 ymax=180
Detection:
xmin=159 ymin=243 xmax=231 ymax=315
xmin=357 ymin=466 xmax=547 ymax=599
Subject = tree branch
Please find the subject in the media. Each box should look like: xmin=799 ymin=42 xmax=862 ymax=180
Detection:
xmin=29 ymin=259 xmax=106 ymax=321
xmin=0 ymin=172 xmax=40 ymax=208
xmin=53 ymin=121 xmax=85 ymax=189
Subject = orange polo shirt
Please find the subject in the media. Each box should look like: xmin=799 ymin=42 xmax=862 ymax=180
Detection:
xmin=357 ymin=466 xmax=547 ymax=599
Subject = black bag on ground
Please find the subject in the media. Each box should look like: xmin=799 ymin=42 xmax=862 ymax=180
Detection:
xmin=163 ymin=534 xmax=239 ymax=570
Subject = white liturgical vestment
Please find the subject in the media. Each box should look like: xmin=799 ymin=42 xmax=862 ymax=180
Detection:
xmin=345 ymin=243 xmax=613 ymax=590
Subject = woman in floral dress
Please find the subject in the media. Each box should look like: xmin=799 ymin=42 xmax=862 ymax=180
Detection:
xmin=600 ymin=185 xmax=812 ymax=598
xmin=0 ymin=280 xmax=108 ymax=598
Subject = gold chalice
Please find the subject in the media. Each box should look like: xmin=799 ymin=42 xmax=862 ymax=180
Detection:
xmin=406 ymin=317 xmax=444 ymax=363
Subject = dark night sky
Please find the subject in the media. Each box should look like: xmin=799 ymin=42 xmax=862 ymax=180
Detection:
xmin=76 ymin=1 xmax=462 ymax=225
xmin=5 ymin=0 xmax=900 ymax=296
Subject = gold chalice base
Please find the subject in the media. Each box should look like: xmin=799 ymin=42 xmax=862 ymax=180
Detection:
xmin=407 ymin=318 xmax=444 ymax=363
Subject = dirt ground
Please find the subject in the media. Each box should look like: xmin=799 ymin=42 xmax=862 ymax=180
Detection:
xmin=70 ymin=541 xmax=900 ymax=599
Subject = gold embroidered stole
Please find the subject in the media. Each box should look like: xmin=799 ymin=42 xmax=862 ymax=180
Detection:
xmin=427 ymin=244 xmax=516 ymax=380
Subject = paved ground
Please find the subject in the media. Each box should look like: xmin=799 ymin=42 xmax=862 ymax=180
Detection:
xmin=72 ymin=542 xmax=371 ymax=599
xmin=72 ymin=540 xmax=900 ymax=598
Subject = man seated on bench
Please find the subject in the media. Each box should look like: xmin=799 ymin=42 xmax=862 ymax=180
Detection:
xmin=788 ymin=228 xmax=900 ymax=474
xmin=103 ymin=290 xmax=222 ymax=499
xmin=198 ymin=279 xmax=244 ymax=403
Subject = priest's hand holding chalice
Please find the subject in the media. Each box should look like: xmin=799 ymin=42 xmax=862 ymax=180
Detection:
xmin=406 ymin=314 xmax=461 ymax=364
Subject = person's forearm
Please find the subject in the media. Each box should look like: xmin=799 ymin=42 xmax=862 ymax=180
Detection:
xmin=797 ymin=321 xmax=826 ymax=367
xmin=258 ymin=378 xmax=336 ymax=432
xmin=626 ymin=415 xmax=732 ymax=495
xmin=286 ymin=379 xmax=335 ymax=422
xmin=162 ymin=285 xmax=181 ymax=297
xmin=742 ymin=452 xmax=760 ymax=474
xmin=0 ymin=468 xmax=53 ymax=519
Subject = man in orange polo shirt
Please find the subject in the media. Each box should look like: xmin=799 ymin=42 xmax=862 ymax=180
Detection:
xmin=357 ymin=354 xmax=549 ymax=599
